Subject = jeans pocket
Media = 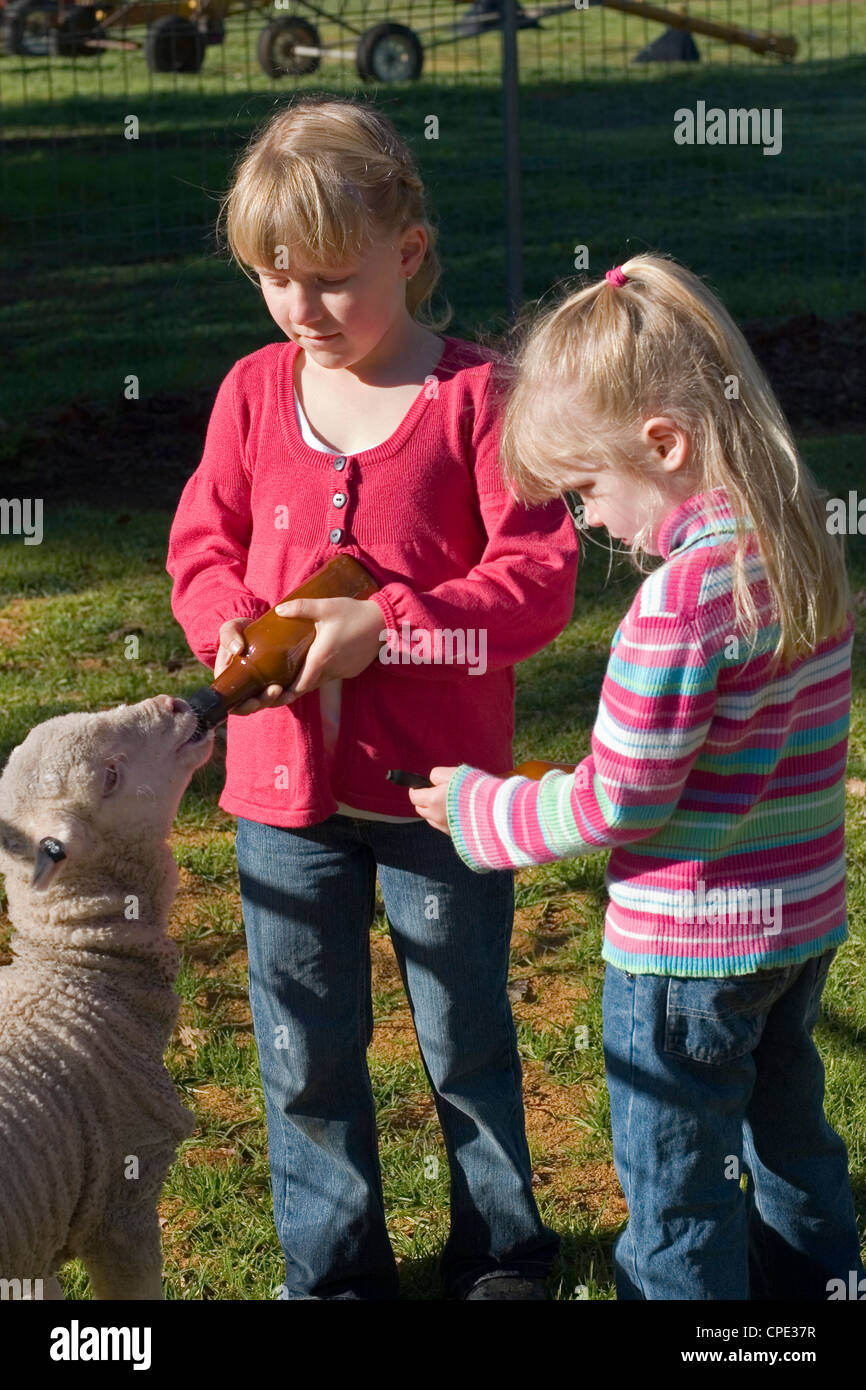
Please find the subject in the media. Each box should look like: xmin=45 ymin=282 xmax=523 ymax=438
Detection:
xmin=664 ymin=968 xmax=795 ymax=1065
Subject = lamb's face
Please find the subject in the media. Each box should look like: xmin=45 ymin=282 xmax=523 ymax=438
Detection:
xmin=0 ymin=695 xmax=214 ymax=892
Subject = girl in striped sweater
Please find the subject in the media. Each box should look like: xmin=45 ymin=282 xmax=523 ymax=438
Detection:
xmin=410 ymin=254 xmax=864 ymax=1300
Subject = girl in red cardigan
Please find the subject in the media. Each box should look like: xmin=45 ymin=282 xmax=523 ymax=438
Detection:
xmin=166 ymin=95 xmax=578 ymax=1300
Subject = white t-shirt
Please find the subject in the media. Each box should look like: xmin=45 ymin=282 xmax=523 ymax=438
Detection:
xmin=293 ymin=388 xmax=416 ymax=823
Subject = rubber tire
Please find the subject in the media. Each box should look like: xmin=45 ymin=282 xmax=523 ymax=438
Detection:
xmin=356 ymin=22 xmax=423 ymax=83
xmin=199 ymin=15 xmax=225 ymax=45
xmin=257 ymin=17 xmax=320 ymax=77
xmin=144 ymin=15 xmax=205 ymax=73
xmin=1 ymin=0 xmax=58 ymax=57
xmin=50 ymin=5 xmax=100 ymax=56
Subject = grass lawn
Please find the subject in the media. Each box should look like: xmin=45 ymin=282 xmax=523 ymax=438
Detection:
xmin=1 ymin=4 xmax=865 ymax=420
xmin=0 ymin=433 xmax=864 ymax=1299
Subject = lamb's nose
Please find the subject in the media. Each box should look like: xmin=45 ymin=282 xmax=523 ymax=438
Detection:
xmin=154 ymin=694 xmax=187 ymax=715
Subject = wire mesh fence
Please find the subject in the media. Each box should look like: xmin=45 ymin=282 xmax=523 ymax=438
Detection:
xmin=1 ymin=0 xmax=864 ymax=415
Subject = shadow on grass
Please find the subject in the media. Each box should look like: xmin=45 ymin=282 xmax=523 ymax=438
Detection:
xmin=816 ymin=1006 xmax=866 ymax=1058
xmin=393 ymin=1224 xmax=619 ymax=1299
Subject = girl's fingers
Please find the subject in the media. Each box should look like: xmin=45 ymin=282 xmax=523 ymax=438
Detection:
xmin=219 ymin=620 xmax=248 ymax=652
xmin=223 ymin=681 xmax=300 ymax=717
xmin=232 ymin=697 xmax=263 ymax=715
xmin=216 ymin=619 xmax=250 ymax=677
xmin=256 ymin=685 xmax=288 ymax=707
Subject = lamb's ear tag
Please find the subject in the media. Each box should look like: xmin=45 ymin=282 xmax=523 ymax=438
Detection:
xmin=31 ymin=836 xmax=67 ymax=891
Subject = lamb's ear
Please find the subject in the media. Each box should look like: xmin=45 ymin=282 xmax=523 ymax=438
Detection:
xmin=102 ymin=755 xmax=128 ymax=798
xmin=30 ymin=818 xmax=95 ymax=892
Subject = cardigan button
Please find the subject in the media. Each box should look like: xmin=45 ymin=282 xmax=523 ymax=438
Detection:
xmin=333 ymin=456 xmax=347 ymax=470
xmin=329 ymin=528 xmax=343 ymax=544
xmin=333 ymin=492 xmax=347 ymax=508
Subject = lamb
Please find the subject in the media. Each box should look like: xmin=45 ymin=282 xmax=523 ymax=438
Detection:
xmin=0 ymin=693 xmax=214 ymax=1300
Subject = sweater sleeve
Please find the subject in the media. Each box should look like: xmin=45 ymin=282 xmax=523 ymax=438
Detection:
xmin=446 ymin=597 xmax=720 ymax=872
xmin=165 ymin=366 xmax=271 ymax=668
xmin=367 ymin=370 xmax=579 ymax=680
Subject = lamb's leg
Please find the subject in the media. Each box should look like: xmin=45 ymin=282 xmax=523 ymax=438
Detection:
xmin=81 ymin=1212 xmax=165 ymax=1301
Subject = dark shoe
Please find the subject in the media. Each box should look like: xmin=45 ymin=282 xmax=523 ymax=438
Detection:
xmin=463 ymin=1275 xmax=548 ymax=1300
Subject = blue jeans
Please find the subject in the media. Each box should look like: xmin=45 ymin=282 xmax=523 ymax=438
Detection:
xmin=235 ymin=813 xmax=559 ymax=1300
xmin=603 ymin=950 xmax=864 ymax=1299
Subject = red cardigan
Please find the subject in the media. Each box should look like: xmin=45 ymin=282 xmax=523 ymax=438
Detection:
xmin=166 ymin=336 xmax=580 ymax=826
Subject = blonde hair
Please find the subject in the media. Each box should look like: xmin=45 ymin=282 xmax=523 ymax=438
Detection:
xmin=496 ymin=252 xmax=850 ymax=671
xmin=218 ymin=94 xmax=451 ymax=331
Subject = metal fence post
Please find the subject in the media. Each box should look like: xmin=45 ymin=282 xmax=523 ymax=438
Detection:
xmin=501 ymin=0 xmax=523 ymax=321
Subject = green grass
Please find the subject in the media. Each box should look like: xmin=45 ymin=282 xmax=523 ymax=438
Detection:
xmin=1 ymin=433 xmax=864 ymax=1299
xmin=0 ymin=4 xmax=864 ymax=418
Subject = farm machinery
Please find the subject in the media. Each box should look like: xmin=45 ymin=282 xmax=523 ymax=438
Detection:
xmin=0 ymin=0 xmax=256 ymax=68
xmin=0 ymin=0 xmax=798 ymax=79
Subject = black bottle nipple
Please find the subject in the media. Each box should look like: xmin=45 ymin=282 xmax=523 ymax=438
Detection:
xmin=184 ymin=686 xmax=228 ymax=741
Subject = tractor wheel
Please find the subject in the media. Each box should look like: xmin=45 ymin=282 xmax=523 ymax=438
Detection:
xmin=356 ymin=22 xmax=423 ymax=83
xmin=144 ymin=15 xmax=205 ymax=73
xmin=199 ymin=15 xmax=225 ymax=45
xmin=49 ymin=5 xmax=100 ymax=55
xmin=1 ymin=0 xmax=58 ymax=57
xmin=257 ymin=17 xmax=320 ymax=78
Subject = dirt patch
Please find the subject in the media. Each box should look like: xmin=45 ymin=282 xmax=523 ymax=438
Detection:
xmin=511 ymin=970 xmax=590 ymax=1024
xmin=512 ymin=894 xmax=593 ymax=958
xmin=373 ymin=1015 xmax=420 ymax=1064
xmin=188 ymin=1083 xmax=259 ymax=1126
xmin=741 ymin=313 xmax=866 ymax=433
xmin=371 ymin=931 xmax=404 ymax=992
xmin=520 ymin=1062 xmax=624 ymax=1218
xmin=0 ymin=600 xmax=32 ymax=647
xmin=4 ymin=388 xmax=220 ymax=513
xmin=181 ymin=1145 xmax=245 ymax=1168
xmin=561 ymin=1160 xmax=627 ymax=1221
xmin=3 ymin=312 xmax=864 ymax=513
xmin=158 ymin=1195 xmax=198 ymax=1235
xmin=387 ymin=1091 xmax=438 ymax=1130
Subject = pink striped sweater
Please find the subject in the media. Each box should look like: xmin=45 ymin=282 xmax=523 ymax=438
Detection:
xmin=447 ymin=489 xmax=853 ymax=976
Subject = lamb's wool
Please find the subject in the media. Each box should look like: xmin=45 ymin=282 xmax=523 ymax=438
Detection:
xmin=0 ymin=695 xmax=212 ymax=1295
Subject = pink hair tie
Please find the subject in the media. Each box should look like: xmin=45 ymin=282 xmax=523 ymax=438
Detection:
xmin=605 ymin=265 xmax=628 ymax=287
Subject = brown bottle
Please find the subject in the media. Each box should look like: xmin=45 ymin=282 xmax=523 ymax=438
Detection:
xmin=386 ymin=761 xmax=577 ymax=789
xmin=184 ymin=555 xmax=380 ymax=737
xmin=509 ymin=760 xmax=578 ymax=780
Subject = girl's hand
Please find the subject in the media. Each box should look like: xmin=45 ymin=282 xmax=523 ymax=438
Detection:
xmin=273 ymin=597 xmax=385 ymax=699
xmin=407 ymin=767 xmax=458 ymax=836
xmin=215 ymin=618 xmax=296 ymax=716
